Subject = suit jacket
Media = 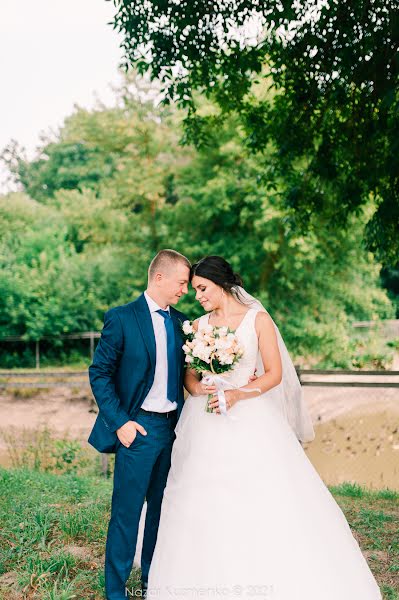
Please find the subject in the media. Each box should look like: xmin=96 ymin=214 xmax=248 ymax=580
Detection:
xmin=88 ymin=293 xmax=188 ymax=453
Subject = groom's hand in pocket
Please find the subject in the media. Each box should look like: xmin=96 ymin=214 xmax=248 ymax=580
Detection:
xmin=116 ymin=421 xmax=147 ymax=448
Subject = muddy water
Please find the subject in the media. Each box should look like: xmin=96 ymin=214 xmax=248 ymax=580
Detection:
xmin=303 ymin=410 xmax=399 ymax=490
xmin=303 ymin=385 xmax=399 ymax=490
xmin=1 ymin=385 xmax=398 ymax=490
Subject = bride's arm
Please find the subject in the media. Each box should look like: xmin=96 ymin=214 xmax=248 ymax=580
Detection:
xmin=209 ymin=312 xmax=282 ymax=411
xmin=184 ymin=368 xmax=202 ymax=395
xmin=236 ymin=312 xmax=282 ymax=399
xmin=183 ymin=318 xmax=216 ymax=397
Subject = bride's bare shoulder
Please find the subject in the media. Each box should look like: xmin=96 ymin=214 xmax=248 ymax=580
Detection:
xmin=192 ymin=318 xmax=201 ymax=332
xmin=192 ymin=313 xmax=210 ymax=332
xmin=254 ymin=311 xmax=274 ymax=335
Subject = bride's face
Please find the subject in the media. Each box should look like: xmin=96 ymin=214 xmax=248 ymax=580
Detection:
xmin=191 ymin=275 xmax=223 ymax=311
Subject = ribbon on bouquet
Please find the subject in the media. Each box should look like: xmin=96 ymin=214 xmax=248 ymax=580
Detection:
xmin=201 ymin=373 xmax=261 ymax=417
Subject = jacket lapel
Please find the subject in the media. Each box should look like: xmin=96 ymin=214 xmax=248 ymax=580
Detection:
xmin=132 ymin=293 xmax=156 ymax=371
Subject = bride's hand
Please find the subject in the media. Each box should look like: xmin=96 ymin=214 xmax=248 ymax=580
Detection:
xmin=208 ymin=371 xmax=258 ymax=413
xmin=248 ymin=370 xmax=258 ymax=383
xmin=208 ymin=389 xmax=239 ymax=413
xmin=193 ymin=381 xmax=217 ymax=396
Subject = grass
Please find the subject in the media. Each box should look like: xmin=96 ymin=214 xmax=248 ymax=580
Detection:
xmin=0 ymin=468 xmax=121 ymax=599
xmin=0 ymin=427 xmax=98 ymax=476
xmin=0 ymin=470 xmax=397 ymax=599
xmin=330 ymin=482 xmax=399 ymax=598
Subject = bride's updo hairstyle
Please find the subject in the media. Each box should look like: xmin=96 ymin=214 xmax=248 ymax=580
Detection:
xmin=190 ymin=256 xmax=248 ymax=303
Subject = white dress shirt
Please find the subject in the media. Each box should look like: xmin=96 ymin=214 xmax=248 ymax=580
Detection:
xmin=141 ymin=291 xmax=178 ymax=412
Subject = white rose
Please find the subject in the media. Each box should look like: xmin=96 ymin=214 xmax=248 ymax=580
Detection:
xmin=182 ymin=320 xmax=194 ymax=335
xmin=217 ymin=354 xmax=227 ymax=365
xmin=203 ymin=333 xmax=214 ymax=343
xmin=219 ymin=354 xmax=233 ymax=365
xmin=214 ymin=338 xmax=230 ymax=350
xmin=192 ymin=342 xmax=207 ymax=358
xmin=201 ymin=347 xmax=213 ymax=360
xmin=196 ymin=343 xmax=213 ymax=363
xmin=185 ymin=355 xmax=194 ymax=363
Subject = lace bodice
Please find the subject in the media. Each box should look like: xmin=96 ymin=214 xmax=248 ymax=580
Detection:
xmin=197 ymin=308 xmax=260 ymax=388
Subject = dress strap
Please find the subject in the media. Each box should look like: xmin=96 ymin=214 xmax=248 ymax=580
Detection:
xmin=237 ymin=307 xmax=259 ymax=336
xmin=247 ymin=307 xmax=260 ymax=324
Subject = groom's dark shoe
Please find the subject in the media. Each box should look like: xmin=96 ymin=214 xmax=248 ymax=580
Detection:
xmin=141 ymin=581 xmax=148 ymax=599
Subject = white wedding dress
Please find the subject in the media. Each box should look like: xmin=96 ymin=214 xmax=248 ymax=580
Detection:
xmin=147 ymin=309 xmax=382 ymax=599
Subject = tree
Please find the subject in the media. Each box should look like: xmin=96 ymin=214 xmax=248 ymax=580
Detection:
xmin=159 ymin=113 xmax=394 ymax=366
xmin=111 ymin=0 xmax=399 ymax=265
xmin=0 ymin=192 xmax=139 ymax=342
xmin=1 ymin=138 xmax=116 ymax=203
xmin=0 ymin=76 xmax=394 ymax=367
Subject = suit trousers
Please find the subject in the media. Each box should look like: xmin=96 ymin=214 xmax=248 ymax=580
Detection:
xmin=105 ymin=410 xmax=177 ymax=600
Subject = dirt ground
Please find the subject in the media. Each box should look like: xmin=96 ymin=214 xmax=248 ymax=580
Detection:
xmin=0 ymin=381 xmax=398 ymax=490
xmin=0 ymin=387 xmax=97 ymax=467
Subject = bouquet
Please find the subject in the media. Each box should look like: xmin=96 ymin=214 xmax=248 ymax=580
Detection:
xmin=181 ymin=320 xmax=244 ymax=413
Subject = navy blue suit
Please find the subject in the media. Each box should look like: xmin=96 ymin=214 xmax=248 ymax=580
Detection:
xmin=88 ymin=293 xmax=188 ymax=599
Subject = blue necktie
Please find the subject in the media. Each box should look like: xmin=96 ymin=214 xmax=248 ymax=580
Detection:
xmin=156 ymin=309 xmax=178 ymax=403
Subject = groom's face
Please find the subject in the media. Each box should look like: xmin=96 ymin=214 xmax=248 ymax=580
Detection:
xmin=160 ymin=262 xmax=190 ymax=306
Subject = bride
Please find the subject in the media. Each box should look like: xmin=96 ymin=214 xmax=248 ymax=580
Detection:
xmin=147 ymin=256 xmax=382 ymax=599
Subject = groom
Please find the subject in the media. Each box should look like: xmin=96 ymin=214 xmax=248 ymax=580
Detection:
xmin=88 ymin=249 xmax=190 ymax=600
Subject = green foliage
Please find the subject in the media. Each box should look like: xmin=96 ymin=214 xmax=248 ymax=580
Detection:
xmin=111 ymin=1 xmax=399 ymax=265
xmin=159 ymin=111 xmax=394 ymax=365
xmin=1 ymin=426 xmax=95 ymax=476
xmin=52 ymin=439 xmax=87 ymax=475
xmin=0 ymin=191 xmax=140 ymax=343
xmin=2 ymin=138 xmax=116 ymax=202
xmin=381 ymin=264 xmax=399 ymax=318
xmin=0 ymin=74 xmax=395 ymax=367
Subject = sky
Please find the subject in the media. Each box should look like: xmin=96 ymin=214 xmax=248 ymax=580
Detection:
xmin=0 ymin=0 xmax=124 ymax=192
xmin=0 ymin=2 xmax=268 ymax=194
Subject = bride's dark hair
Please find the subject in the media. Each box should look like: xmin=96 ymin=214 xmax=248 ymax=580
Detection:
xmin=190 ymin=256 xmax=248 ymax=303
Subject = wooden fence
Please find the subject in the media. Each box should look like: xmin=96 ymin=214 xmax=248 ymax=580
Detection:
xmin=1 ymin=319 xmax=398 ymax=369
xmin=0 ymin=369 xmax=398 ymax=389
xmin=0 ymin=332 xmax=100 ymax=369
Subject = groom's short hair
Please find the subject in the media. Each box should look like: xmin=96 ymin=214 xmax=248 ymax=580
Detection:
xmin=148 ymin=249 xmax=191 ymax=280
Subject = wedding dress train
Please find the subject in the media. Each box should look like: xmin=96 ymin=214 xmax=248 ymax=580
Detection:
xmin=147 ymin=309 xmax=382 ymax=599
